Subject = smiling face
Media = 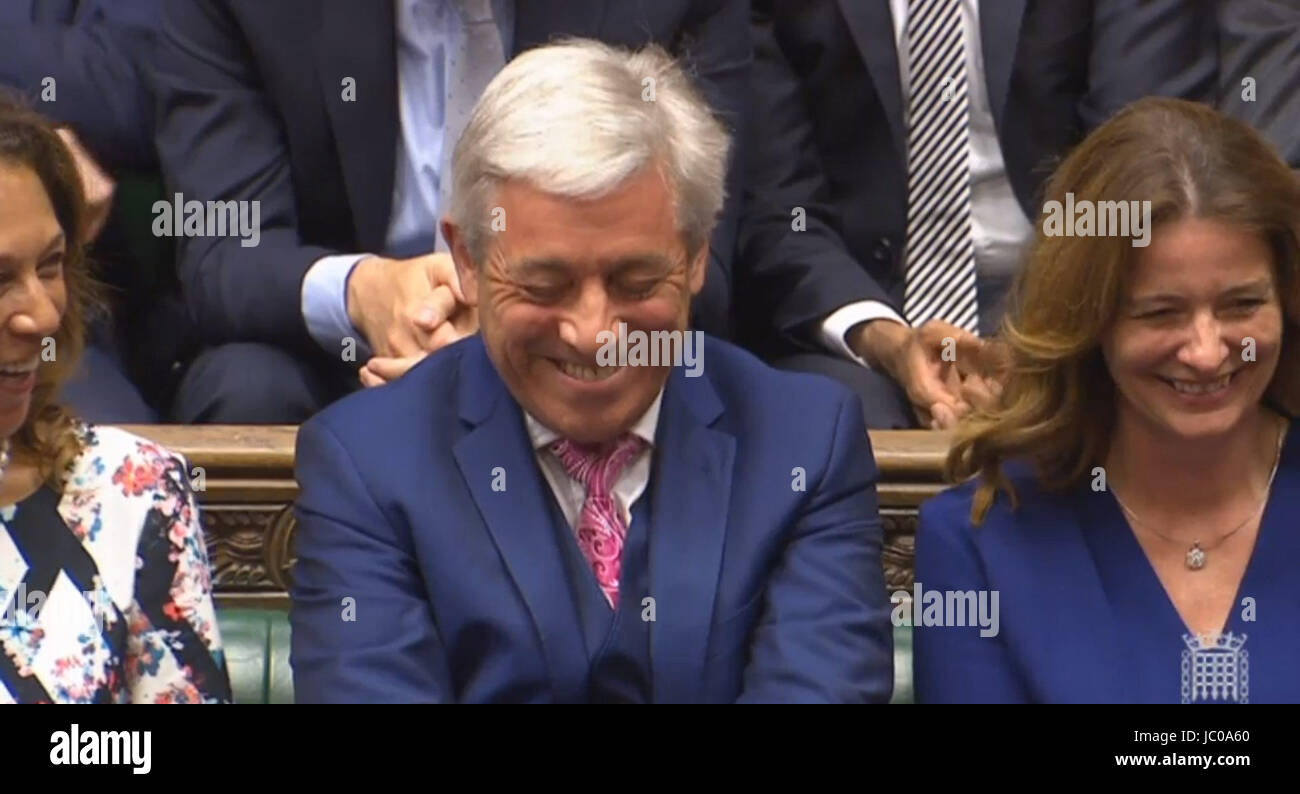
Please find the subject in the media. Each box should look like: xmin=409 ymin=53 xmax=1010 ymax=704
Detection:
xmin=449 ymin=165 xmax=705 ymax=443
xmin=0 ymin=162 xmax=67 ymax=439
xmin=1101 ymin=216 xmax=1284 ymax=443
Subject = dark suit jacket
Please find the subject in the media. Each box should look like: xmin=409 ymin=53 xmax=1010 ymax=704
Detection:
xmin=0 ymin=0 xmax=160 ymax=172
xmin=155 ymin=0 xmax=750 ymax=352
xmin=1217 ymin=0 xmax=1300 ymax=168
xmin=737 ymin=0 xmax=1217 ymax=357
xmin=290 ymin=335 xmax=893 ymax=703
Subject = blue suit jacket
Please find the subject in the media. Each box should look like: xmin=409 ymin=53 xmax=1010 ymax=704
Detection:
xmin=290 ymin=335 xmax=892 ymax=703
xmin=914 ymin=430 xmax=1300 ymax=703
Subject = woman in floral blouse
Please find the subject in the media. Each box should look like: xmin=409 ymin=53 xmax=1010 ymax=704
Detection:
xmin=0 ymin=102 xmax=230 ymax=703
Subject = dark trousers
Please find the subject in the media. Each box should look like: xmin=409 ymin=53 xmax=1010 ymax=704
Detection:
xmin=60 ymin=342 xmax=157 ymax=423
xmin=771 ymin=352 xmax=916 ymax=429
xmin=169 ymin=343 xmax=357 ymax=424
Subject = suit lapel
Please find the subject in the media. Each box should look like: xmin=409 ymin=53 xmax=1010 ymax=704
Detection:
xmin=512 ymin=0 xmax=606 ymax=52
xmin=978 ymin=0 xmax=1026 ymax=131
xmin=451 ymin=341 xmax=588 ymax=701
xmin=837 ymin=0 xmax=905 ymax=163
xmin=319 ymin=0 xmax=398 ymax=250
xmin=981 ymin=484 xmax=1127 ymax=702
xmin=647 ymin=366 xmax=734 ymax=703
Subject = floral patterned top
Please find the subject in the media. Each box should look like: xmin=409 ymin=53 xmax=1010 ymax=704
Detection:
xmin=0 ymin=424 xmax=231 ymax=703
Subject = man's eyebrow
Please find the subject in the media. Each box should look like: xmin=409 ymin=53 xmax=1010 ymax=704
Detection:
xmin=0 ymin=230 xmax=64 ymax=268
xmin=510 ymin=257 xmax=572 ymax=278
xmin=605 ymin=253 xmax=676 ymax=273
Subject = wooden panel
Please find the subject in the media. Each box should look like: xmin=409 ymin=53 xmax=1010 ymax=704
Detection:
xmin=117 ymin=426 xmax=951 ymax=593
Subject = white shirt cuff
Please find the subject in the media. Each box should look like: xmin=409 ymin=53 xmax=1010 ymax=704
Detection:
xmin=820 ymin=301 xmax=909 ymax=369
xmin=301 ymin=253 xmax=374 ymax=357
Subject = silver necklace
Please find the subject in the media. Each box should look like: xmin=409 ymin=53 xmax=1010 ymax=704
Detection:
xmin=0 ymin=438 xmax=9 ymax=481
xmin=1111 ymin=419 xmax=1286 ymax=571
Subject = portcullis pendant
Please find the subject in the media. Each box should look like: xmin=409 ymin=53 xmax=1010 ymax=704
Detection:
xmin=1186 ymin=543 xmax=1207 ymax=571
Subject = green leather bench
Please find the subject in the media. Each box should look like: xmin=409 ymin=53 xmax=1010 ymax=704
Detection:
xmin=218 ymin=609 xmax=294 ymax=704
xmin=215 ymin=608 xmax=915 ymax=704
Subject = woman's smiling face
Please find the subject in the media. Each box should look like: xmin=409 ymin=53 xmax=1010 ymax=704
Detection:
xmin=0 ymin=161 xmax=67 ymax=439
xmin=1102 ymin=216 xmax=1283 ymax=442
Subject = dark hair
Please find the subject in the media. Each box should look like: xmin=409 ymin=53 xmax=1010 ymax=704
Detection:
xmin=0 ymin=95 xmax=100 ymax=489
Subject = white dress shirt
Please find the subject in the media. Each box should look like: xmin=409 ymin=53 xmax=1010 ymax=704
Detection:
xmin=820 ymin=0 xmax=1034 ymax=366
xmin=524 ymin=390 xmax=663 ymax=532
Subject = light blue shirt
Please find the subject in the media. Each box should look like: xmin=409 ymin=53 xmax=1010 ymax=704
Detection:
xmin=300 ymin=0 xmax=515 ymax=354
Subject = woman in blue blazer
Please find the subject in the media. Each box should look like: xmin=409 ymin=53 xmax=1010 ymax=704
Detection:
xmin=915 ymin=97 xmax=1300 ymax=703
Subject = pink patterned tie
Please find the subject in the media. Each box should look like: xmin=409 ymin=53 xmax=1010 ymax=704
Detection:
xmin=548 ymin=434 xmax=648 ymax=609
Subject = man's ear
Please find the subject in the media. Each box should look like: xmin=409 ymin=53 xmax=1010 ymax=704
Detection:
xmin=687 ymin=244 xmax=709 ymax=296
xmin=442 ymin=217 xmax=479 ymax=305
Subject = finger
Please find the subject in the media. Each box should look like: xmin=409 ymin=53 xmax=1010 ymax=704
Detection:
xmin=365 ymin=354 xmax=425 ymax=382
xmin=426 ymin=253 xmax=467 ymax=304
xmin=359 ymin=365 xmax=384 ymax=388
xmin=930 ymin=402 xmax=959 ymax=430
xmin=412 ymin=285 xmax=458 ymax=332
xmin=944 ymin=365 xmax=970 ymax=415
xmin=426 ymin=322 xmax=460 ymax=352
xmin=906 ymin=361 xmax=959 ymax=417
xmin=954 ymin=339 xmax=989 ymax=379
xmin=382 ymin=327 xmax=426 ymax=359
xmin=960 ymin=374 xmax=998 ymax=413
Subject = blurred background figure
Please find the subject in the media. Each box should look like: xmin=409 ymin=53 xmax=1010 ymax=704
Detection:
xmin=737 ymin=0 xmax=1217 ymax=429
xmin=915 ymin=98 xmax=1300 ymax=703
xmin=1217 ymin=0 xmax=1300 ymax=169
xmin=155 ymin=0 xmax=748 ymax=423
xmin=1 ymin=0 xmax=177 ymax=422
xmin=0 ymin=101 xmax=229 ymax=703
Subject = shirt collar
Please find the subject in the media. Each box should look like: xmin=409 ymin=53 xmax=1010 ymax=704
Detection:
xmin=525 ymin=388 xmax=664 ymax=452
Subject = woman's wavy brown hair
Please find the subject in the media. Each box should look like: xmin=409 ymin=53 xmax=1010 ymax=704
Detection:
xmin=948 ymin=97 xmax=1300 ymax=525
xmin=0 ymin=98 xmax=101 ymax=490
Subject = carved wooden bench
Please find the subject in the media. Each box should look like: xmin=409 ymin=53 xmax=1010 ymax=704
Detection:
xmin=118 ymin=426 xmax=951 ymax=609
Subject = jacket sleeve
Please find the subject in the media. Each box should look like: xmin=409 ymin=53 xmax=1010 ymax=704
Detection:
xmin=736 ymin=392 xmax=894 ymax=703
xmin=290 ymin=417 xmax=455 ymax=703
xmin=736 ymin=6 xmax=896 ymax=350
xmin=154 ymin=0 xmax=336 ymax=349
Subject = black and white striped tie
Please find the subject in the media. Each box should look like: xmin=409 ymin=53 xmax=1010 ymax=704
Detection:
xmin=903 ymin=0 xmax=977 ymax=333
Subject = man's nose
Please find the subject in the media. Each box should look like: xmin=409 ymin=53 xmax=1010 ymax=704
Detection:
xmin=557 ymin=281 xmax=617 ymax=355
xmin=1177 ymin=310 xmax=1230 ymax=372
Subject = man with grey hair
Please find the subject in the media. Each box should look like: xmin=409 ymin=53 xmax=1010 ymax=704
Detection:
xmin=157 ymin=0 xmax=747 ymax=424
xmin=290 ymin=39 xmax=892 ymax=703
